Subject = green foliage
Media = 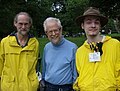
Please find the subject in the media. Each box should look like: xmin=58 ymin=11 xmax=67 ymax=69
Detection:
xmin=89 ymin=0 xmax=120 ymax=18
xmin=107 ymin=33 xmax=120 ymax=37
xmin=0 ymin=0 xmax=120 ymax=37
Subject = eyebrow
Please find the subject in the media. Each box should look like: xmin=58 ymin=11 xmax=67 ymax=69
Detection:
xmin=85 ymin=18 xmax=100 ymax=21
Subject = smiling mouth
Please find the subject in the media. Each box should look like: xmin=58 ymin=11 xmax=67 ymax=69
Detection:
xmin=51 ymin=35 xmax=58 ymax=38
xmin=21 ymin=29 xmax=27 ymax=31
xmin=89 ymin=29 xmax=97 ymax=31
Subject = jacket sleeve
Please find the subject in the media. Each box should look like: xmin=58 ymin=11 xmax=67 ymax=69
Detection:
xmin=0 ymin=40 xmax=5 ymax=91
xmin=116 ymin=41 xmax=120 ymax=90
xmin=29 ymin=39 xmax=39 ymax=77
xmin=34 ymin=40 xmax=40 ymax=73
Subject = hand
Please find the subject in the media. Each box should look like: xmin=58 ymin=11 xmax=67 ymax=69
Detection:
xmin=37 ymin=80 xmax=45 ymax=91
xmin=40 ymin=80 xmax=45 ymax=88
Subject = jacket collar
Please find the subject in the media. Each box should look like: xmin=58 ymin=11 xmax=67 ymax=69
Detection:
xmin=9 ymin=31 xmax=35 ymax=48
xmin=84 ymin=36 xmax=112 ymax=49
xmin=10 ymin=31 xmax=34 ymax=38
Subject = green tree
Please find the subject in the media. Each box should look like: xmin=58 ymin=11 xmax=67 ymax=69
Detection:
xmin=89 ymin=0 xmax=120 ymax=33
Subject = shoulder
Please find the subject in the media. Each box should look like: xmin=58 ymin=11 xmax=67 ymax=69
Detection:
xmin=105 ymin=36 xmax=120 ymax=45
xmin=32 ymin=37 xmax=39 ymax=43
xmin=1 ymin=35 xmax=14 ymax=43
xmin=44 ymin=42 xmax=51 ymax=48
xmin=76 ymin=40 xmax=87 ymax=52
xmin=29 ymin=37 xmax=39 ymax=48
xmin=64 ymin=38 xmax=78 ymax=48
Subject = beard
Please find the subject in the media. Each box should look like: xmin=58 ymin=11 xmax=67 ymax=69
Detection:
xmin=18 ymin=30 xmax=29 ymax=36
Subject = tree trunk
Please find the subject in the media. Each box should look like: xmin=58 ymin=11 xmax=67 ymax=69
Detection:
xmin=115 ymin=17 xmax=120 ymax=33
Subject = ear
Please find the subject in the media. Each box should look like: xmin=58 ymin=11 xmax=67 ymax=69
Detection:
xmin=60 ymin=27 xmax=62 ymax=31
xmin=81 ymin=23 xmax=84 ymax=29
xmin=14 ymin=21 xmax=17 ymax=27
xmin=44 ymin=30 xmax=48 ymax=36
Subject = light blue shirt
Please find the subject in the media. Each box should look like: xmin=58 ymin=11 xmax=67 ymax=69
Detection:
xmin=42 ymin=37 xmax=77 ymax=85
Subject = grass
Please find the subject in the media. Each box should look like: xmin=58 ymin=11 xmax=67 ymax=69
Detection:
xmin=37 ymin=33 xmax=120 ymax=57
xmin=38 ymin=36 xmax=86 ymax=57
xmin=66 ymin=36 xmax=86 ymax=47
xmin=107 ymin=33 xmax=120 ymax=37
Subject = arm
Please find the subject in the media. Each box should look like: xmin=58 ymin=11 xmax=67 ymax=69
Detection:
xmin=38 ymin=48 xmax=46 ymax=89
xmin=0 ymin=40 xmax=5 ymax=91
xmin=71 ymin=46 xmax=78 ymax=84
xmin=73 ymin=51 xmax=80 ymax=90
xmin=29 ymin=39 xmax=39 ymax=78
xmin=116 ymin=41 xmax=120 ymax=90
xmin=41 ymin=47 xmax=46 ymax=80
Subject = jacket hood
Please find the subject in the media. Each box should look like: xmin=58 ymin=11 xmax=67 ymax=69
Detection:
xmin=83 ymin=36 xmax=112 ymax=49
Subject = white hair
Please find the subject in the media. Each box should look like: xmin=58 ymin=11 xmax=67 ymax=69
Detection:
xmin=43 ymin=17 xmax=62 ymax=32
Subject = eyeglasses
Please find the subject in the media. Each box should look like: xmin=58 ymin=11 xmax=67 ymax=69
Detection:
xmin=46 ymin=28 xmax=61 ymax=35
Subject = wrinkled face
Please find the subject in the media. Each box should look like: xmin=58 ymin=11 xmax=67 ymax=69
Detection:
xmin=81 ymin=16 xmax=101 ymax=37
xmin=45 ymin=21 xmax=62 ymax=45
xmin=14 ymin=15 xmax=31 ymax=36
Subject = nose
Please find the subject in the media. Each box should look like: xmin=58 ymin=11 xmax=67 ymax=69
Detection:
xmin=51 ymin=31 xmax=56 ymax=35
xmin=91 ymin=22 xmax=96 ymax=27
xmin=21 ymin=24 xmax=25 ymax=28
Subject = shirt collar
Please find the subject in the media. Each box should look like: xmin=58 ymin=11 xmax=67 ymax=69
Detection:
xmin=52 ymin=36 xmax=65 ymax=47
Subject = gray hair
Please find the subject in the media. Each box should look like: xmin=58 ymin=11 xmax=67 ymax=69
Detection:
xmin=14 ymin=12 xmax=32 ymax=24
xmin=43 ymin=17 xmax=62 ymax=32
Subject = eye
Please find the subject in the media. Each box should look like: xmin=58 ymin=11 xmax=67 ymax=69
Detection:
xmin=95 ymin=21 xmax=100 ymax=25
xmin=86 ymin=21 xmax=92 ymax=24
xmin=54 ymin=29 xmax=59 ymax=32
xmin=46 ymin=28 xmax=60 ymax=35
xmin=18 ymin=23 xmax=23 ymax=26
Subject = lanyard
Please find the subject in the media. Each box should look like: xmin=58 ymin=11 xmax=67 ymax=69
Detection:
xmin=89 ymin=42 xmax=103 ymax=55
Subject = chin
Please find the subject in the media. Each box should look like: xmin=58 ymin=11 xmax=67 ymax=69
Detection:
xmin=52 ymin=41 xmax=59 ymax=45
xmin=22 ymin=31 xmax=29 ymax=35
xmin=51 ymin=38 xmax=58 ymax=43
xmin=52 ymin=40 xmax=59 ymax=45
xmin=21 ymin=33 xmax=28 ymax=36
xmin=89 ymin=33 xmax=97 ymax=36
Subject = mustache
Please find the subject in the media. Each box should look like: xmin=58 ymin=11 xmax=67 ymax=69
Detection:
xmin=19 ymin=30 xmax=28 ymax=36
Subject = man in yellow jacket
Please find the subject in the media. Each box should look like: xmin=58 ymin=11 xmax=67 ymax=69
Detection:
xmin=0 ymin=12 xmax=39 ymax=91
xmin=73 ymin=7 xmax=120 ymax=91
xmin=0 ymin=35 xmax=3 ymax=91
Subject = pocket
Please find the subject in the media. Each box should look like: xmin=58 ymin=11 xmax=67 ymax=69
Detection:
xmin=1 ymin=75 xmax=15 ymax=90
xmin=29 ymin=76 xmax=39 ymax=91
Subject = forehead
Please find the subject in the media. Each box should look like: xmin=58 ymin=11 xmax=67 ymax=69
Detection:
xmin=84 ymin=16 xmax=100 ymax=21
xmin=46 ymin=21 xmax=59 ymax=29
xmin=17 ymin=15 xmax=30 ymax=23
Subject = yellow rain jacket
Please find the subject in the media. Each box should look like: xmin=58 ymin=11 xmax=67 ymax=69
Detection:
xmin=73 ymin=36 xmax=120 ymax=91
xmin=0 ymin=41 xmax=2 ymax=91
xmin=0 ymin=33 xmax=39 ymax=91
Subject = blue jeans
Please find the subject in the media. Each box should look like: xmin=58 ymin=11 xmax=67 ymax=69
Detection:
xmin=45 ymin=81 xmax=73 ymax=91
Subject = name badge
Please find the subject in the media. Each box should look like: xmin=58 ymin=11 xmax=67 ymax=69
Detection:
xmin=89 ymin=52 xmax=101 ymax=62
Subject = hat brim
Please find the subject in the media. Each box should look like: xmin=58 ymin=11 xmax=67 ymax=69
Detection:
xmin=76 ymin=15 xmax=108 ymax=27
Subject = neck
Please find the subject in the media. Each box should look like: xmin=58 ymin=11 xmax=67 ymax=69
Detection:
xmin=16 ymin=33 xmax=28 ymax=47
xmin=87 ymin=35 xmax=103 ymax=43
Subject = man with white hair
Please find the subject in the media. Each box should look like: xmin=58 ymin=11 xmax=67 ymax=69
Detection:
xmin=41 ymin=17 xmax=77 ymax=91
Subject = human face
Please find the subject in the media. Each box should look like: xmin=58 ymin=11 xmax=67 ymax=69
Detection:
xmin=45 ymin=21 xmax=62 ymax=45
xmin=81 ymin=16 xmax=101 ymax=37
xmin=14 ymin=15 xmax=31 ymax=36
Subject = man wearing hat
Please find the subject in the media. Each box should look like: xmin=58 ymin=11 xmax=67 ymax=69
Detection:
xmin=73 ymin=7 xmax=120 ymax=91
